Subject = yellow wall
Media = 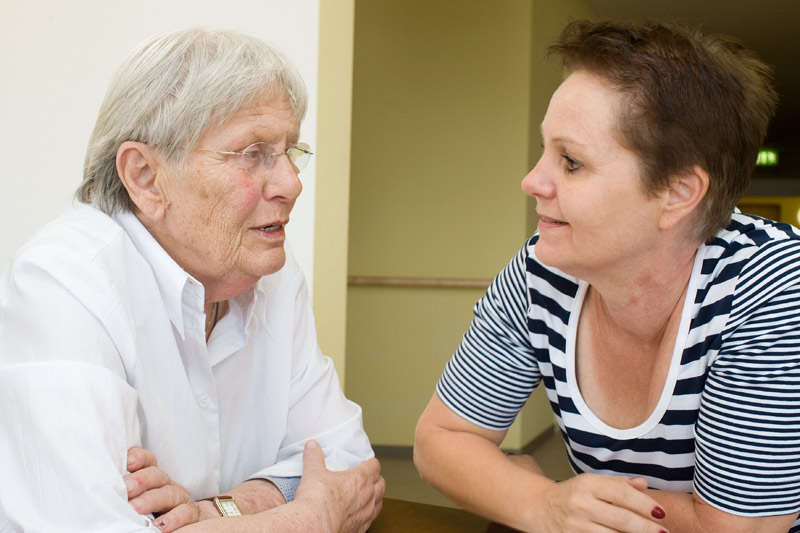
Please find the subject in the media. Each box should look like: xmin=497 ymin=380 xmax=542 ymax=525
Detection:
xmin=348 ymin=0 xmax=533 ymax=280
xmin=739 ymin=196 xmax=800 ymax=225
xmin=346 ymin=286 xmax=485 ymax=444
xmin=346 ymin=0 xmax=591 ymax=449
xmin=314 ymin=0 xmax=356 ymax=383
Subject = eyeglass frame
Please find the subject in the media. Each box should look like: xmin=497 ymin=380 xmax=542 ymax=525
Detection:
xmin=189 ymin=141 xmax=313 ymax=174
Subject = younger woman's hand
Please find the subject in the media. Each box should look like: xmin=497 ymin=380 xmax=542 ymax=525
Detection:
xmin=535 ymin=473 xmax=667 ymax=533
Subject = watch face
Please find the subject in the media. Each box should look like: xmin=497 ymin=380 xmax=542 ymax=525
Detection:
xmin=218 ymin=498 xmax=242 ymax=516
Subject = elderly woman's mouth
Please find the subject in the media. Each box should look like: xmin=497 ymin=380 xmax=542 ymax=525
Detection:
xmin=253 ymin=223 xmax=286 ymax=235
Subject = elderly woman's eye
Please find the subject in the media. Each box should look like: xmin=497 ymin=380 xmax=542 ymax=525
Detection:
xmin=562 ymin=154 xmax=581 ymax=173
xmin=242 ymin=145 xmax=265 ymax=161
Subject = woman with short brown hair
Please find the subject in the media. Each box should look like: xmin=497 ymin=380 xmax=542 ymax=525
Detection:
xmin=415 ymin=20 xmax=799 ymax=533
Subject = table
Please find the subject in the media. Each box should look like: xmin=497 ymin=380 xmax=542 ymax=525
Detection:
xmin=368 ymin=498 xmax=517 ymax=532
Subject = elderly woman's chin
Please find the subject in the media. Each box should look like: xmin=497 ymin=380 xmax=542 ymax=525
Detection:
xmin=200 ymin=242 xmax=289 ymax=299
xmin=236 ymin=245 xmax=288 ymax=283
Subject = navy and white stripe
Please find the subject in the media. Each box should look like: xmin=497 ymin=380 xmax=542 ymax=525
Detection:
xmin=437 ymin=213 xmax=800 ymax=530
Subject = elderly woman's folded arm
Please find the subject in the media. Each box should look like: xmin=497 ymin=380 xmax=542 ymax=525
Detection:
xmin=176 ymin=441 xmax=382 ymax=533
xmin=0 ymin=362 xmax=157 ymax=532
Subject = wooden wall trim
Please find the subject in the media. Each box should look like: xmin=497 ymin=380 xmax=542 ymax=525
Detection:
xmin=347 ymin=276 xmax=491 ymax=289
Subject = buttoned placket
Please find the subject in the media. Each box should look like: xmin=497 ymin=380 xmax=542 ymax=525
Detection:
xmin=180 ymin=278 xmax=224 ymax=485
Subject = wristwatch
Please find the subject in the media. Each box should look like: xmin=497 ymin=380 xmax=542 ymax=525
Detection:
xmin=209 ymin=495 xmax=242 ymax=516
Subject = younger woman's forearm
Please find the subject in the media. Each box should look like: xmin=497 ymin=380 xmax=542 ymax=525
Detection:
xmin=645 ymin=488 xmax=796 ymax=533
xmin=414 ymin=427 xmax=554 ymax=531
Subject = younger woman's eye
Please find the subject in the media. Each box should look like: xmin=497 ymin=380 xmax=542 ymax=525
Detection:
xmin=562 ymin=154 xmax=581 ymax=174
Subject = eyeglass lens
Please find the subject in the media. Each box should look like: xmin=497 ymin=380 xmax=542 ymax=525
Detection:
xmin=241 ymin=142 xmax=312 ymax=174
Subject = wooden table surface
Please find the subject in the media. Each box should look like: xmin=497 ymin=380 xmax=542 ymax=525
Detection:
xmin=368 ymin=498 xmax=517 ymax=532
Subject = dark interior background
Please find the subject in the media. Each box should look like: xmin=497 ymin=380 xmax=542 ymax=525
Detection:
xmin=583 ymin=0 xmax=800 ymax=191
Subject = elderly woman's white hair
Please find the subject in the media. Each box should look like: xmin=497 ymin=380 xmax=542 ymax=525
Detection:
xmin=77 ymin=27 xmax=308 ymax=214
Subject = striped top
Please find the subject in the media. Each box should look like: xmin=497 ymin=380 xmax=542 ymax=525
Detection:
xmin=437 ymin=213 xmax=800 ymax=529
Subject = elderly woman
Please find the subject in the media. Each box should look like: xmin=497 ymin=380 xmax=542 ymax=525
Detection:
xmin=415 ymin=20 xmax=800 ymax=533
xmin=0 ymin=28 xmax=382 ymax=532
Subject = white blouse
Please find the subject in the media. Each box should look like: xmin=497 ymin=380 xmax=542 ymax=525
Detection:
xmin=0 ymin=205 xmax=373 ymax=532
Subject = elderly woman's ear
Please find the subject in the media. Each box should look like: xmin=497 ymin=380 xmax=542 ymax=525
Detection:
xmin=116 ymin=141 xmax=172 ymax=221
xmin=658 ymin=165 xmax=710 ymax=233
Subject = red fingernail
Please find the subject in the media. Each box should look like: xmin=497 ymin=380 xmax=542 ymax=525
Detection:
xmin=652 ymin=506 xmax=666 ymax=519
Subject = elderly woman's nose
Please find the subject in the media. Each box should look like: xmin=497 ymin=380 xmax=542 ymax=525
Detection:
xmin=266 ymin=156 xmax=302 ymax=200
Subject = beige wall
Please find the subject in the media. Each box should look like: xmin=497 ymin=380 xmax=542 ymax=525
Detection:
xmin=344 ymin=0 xmax=592 ymax=449
xmin=314 ymin=0 xmax=356 ymax=381
xmin=0 ymin=0 xmax=321 ymax=283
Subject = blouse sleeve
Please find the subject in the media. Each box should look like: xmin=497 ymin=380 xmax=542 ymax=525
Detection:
xmin=0 ymin=362 xmax=157 ymax=532
xmin=247 ymin=257 xmax=374 ymax=479
xmin=0 ymin=249 xmax=158 ymax=532
xmin=694 ymin=244 xmax=800 ymax=517
xmin=436 ymin=242 xmax=540 ymax=430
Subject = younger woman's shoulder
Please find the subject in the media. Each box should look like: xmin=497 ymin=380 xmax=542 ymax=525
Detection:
xmin=714 ymin=211 xmax=800 ymax=248
xmin=705 ymin=212 xmax=800 ymax=307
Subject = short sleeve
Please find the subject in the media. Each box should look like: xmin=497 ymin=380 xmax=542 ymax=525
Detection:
xmin=694 ymin=281 xmax=800 ymax=517
xmin=436 ymin=243 xmax=540 ymax=430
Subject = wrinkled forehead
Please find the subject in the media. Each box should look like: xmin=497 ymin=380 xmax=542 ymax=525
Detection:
xmin=218 ymin=84 xmax=301 ymax=130
xmin=193 ymin=89 xmax=301 ymax=150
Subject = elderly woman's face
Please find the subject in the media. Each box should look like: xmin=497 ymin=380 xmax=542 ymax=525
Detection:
xmin=522 ymin=70 xmax=666 ymax=279
xmin=156 ymin=92 xmax=302 ymax=298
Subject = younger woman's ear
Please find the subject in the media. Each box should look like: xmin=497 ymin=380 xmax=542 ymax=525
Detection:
xmin=116 ymin=141 xmax=171 ymax=221
xmin=659 ymin=165 xmax=709 ymax=232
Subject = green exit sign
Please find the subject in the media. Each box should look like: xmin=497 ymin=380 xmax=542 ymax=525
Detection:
xmin=756 ymin=149 xmax=778 ymax=166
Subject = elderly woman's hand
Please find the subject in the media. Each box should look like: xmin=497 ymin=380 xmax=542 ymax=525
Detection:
xmin=125 ymin=447 xmax=217 ymax=532
xmin=293 ymin=440 xmax=385 ymax=533
xmin=534 ymin=473 xmax=666 ymax=533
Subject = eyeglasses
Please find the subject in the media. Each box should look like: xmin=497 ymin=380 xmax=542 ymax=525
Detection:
xmin=193 ymin=141 xmax=313 ymax=174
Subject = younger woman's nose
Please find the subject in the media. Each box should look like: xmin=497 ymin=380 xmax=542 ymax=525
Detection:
xmin=520 ymin=160 xmax=553 ymax=199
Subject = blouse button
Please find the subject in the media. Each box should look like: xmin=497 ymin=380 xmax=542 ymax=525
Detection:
xmin=197 ymin=394 xmax=210 ymax=408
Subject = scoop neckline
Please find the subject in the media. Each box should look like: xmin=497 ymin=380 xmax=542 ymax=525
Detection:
xmin=564 ymin=246 xmax=705 ymax=440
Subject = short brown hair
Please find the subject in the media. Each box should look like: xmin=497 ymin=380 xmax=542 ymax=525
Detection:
xmin=548 ymin=20 xmax=778 ymax=242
